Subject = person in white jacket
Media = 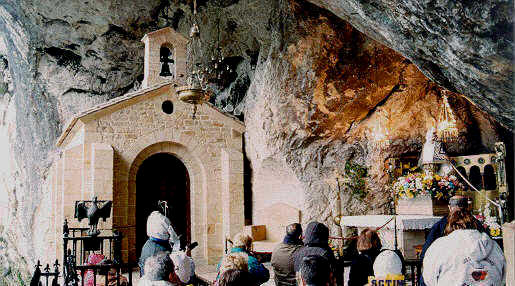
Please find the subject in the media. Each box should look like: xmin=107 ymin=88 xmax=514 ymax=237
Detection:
xmin=423 ymin=209 xmax=505 ymax=286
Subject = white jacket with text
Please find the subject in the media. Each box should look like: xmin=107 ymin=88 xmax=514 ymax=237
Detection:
xmin=423 ymin=229 xmax=505 ymax=286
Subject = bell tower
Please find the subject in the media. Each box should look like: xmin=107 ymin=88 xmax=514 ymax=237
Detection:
xmin=141 ymin=27 xmax=188 ymax=89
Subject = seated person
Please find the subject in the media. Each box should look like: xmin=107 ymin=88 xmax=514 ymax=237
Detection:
xmin=271 ymin=223 xmax=303 ymax=286
xmin=83 ymin=253 xmax=106 ymax=286
xmin=218 ymin=269 xmax=254 ymax=286
xmin=138 ymin=252 xmax=174 ymax=286
xmin=96 ymin=259 xmax=129 ymax=286
xmin=139 ymin=210 xmax=180 ymax=276
xmin=219 ymin=252 xmax=249 ymax=274
xmin=297 ymin=255 xmax=332 ymax=286
xmin=217 ymin=232 xmax=270 ymax=285
xmin=169 ymin=251 xmax=195 ymax=285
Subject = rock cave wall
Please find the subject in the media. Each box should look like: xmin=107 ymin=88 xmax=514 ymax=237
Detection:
xmin=0 ymin=0 xmax=512 ymax=282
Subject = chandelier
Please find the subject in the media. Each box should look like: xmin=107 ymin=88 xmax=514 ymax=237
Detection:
xmin=177 ymin=0 xmax=211 ymax=119
xmin=437 ymin=91 xmax=459 ymax=143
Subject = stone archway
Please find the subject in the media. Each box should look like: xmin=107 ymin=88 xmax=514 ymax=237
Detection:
xmin=127 ymin=141 xmax=206 ymax=263
xmin=135 ymin=152 xmax=190 ymax=257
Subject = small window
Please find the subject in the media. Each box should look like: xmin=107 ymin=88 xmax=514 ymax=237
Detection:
xmin=162 ymin=100 xmax=174 ymax=114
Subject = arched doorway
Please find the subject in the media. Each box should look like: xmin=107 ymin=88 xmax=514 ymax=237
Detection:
xmin=136 ymin=153 xmax=190 ymax=256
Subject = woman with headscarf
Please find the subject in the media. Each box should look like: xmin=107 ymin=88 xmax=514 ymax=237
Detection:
xmin=138 ymin=210 xmax=180 ymax=276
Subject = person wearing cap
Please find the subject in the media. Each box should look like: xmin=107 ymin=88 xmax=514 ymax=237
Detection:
xmin=139 ymin=211 xmax=180 ymax=276
xmin=271 ymin=223 xmax=303 ymax=286
xmin=419 ymin=195 xmax=485 ymax=286
xmin=373 ymin=250 xmax=403 ymax=278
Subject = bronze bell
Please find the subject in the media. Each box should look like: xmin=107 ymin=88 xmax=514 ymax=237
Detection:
xmin=160 ymin=47 xmax=174 ymax=77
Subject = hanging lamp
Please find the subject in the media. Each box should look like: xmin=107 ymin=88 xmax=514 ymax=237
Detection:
xmin=177 ymin=0 xmax=210 ymax=119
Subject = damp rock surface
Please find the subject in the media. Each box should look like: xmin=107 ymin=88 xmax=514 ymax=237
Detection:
xmin=308 ymin=0 xmax=514 ymax=129
xmin=0 ymin=0 xmax=512 ymax=280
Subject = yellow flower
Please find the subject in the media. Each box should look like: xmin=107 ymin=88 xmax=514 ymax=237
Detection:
xmin=407 ymin=192 xmax=414 ymax=199
xmin=434 ymin=175 xmax=441 ymax=181
xmin=490 ymin=228 xmax=501 ymax=237
xmin=435 ymin=192 xmax=443 ymax=200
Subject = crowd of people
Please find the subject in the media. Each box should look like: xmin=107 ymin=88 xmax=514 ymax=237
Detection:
xmin=131 ymin=194 xmax=506 ymax=286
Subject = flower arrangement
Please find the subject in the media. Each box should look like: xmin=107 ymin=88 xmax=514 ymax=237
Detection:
xmin=393 ymin=172 xmax=465 ymax=200
xmin=474 ymin=213 xmax=502 ymax=237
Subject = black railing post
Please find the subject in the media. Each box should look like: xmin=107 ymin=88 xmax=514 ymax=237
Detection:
xmin=53 ymin=259 xmax=60 ymax=286
xmin=63 ymin=219 xmax=69 ymax=286
xmin=113 ymin=230 xmax=122 ymax=264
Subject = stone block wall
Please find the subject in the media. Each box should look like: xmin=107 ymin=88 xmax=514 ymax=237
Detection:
xmin=252 ymin=158 xmax=304 ymax=240
xmin=52 ymin=83 xmax=245 ymax=264
xmin=49 ymin=142 xmax=115 ymax=262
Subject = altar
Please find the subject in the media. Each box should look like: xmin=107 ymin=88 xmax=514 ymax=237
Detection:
xmin=339 ymin=215 xmax=442 ymax=259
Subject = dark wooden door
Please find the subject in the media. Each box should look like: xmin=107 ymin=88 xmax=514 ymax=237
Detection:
xmin=136 ymin=153 xmax=191 ymax=257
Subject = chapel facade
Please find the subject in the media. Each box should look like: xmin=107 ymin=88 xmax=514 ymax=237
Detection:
xmin=47 ymin=27 xmax=246 ymax=264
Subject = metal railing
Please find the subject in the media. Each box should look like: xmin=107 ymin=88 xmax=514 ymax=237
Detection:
xmin=405 ymin=259 xmax=422 ymax=285
xmin=62 ymin=219 xmax=135 ymax=286
xmin=76 ymin=263 xmax=136 ymax=286
xmin=31 ymin=260 xmax=61 ymax=286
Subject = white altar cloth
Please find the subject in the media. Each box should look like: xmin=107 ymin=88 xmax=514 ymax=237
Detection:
xmin=339 ymin=215 xmax=442 ymax=231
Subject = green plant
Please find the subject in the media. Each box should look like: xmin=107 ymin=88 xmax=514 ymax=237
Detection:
xmin=16 ymin=270 xmax=25 ymax=286
xmin=343 ymin=161 xmax=368 ymax=199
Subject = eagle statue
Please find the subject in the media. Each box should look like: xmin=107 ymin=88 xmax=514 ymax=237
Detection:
xmin=74 ymin=196 xmax=112 ymax=236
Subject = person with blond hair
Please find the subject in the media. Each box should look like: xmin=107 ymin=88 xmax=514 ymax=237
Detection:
xmin=348 ymin=228 xmax=382 ymax=286
xmin=217 ymin=232 xmax=270 ymax=285
xmin=219 ymin=252 xmax=249 ymax=274
xmin=422 ymin=209 xmax=505 ymax=286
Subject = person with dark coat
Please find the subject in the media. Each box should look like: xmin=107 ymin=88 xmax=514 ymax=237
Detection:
xmin=348 ymin=228 xmax=382 ymax=286
xmin=419 ymin=196 xmax=485 ymax=286
xmin=271 ymin=223 xmax=303 ymax=286
xmin=298 ymin=255 xmax=332 ymax=286
xmin=293 ymin=221 xmax=341 ymax=285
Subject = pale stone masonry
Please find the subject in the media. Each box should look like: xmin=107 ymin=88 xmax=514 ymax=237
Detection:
xmin=47 ymin=27 xmax=245 ymax=265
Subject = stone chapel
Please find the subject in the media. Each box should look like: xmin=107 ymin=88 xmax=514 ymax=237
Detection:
xmin=48 ymin=27 xmax=247 ymax=265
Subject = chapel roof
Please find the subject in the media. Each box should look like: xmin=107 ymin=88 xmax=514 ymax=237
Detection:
xmin=56 ymin=80 xmax=245 ymax=147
